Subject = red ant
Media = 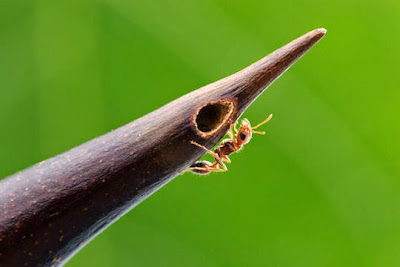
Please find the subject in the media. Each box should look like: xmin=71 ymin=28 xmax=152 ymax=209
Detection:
xmin=186 ymin=114 xmax=273 ymax=175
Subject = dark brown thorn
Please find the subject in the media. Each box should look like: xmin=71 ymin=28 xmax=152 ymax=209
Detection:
xmin=0 ymin=28 xmax=326 ymax=266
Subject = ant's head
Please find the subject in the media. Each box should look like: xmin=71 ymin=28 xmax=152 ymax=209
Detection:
xmin=237 ymin=119 xmax=253 ymax=145
xmin=236 ymin=114 xmax=273 ymax=146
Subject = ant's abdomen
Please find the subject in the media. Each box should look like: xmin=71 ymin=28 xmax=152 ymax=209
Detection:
xmin=189 ymin=161 xmax=213 ymax=175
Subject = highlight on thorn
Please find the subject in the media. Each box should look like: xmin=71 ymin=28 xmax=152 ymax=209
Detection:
xmin=185 ymin=114 xmax=273 ymax=175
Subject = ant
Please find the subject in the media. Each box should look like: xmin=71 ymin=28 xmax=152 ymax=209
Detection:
xmin=186 ymin=114 xmax=273 ymax=175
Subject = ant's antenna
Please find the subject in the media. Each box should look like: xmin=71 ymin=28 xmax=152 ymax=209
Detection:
xmin=251 ymin=114 xmax=273 ymax=135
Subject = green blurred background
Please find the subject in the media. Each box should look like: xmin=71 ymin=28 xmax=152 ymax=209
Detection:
xmin=1 ymin=0 xmax=399 ymax=266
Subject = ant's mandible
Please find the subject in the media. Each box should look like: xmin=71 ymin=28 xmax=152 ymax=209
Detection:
xmin=186 ymin=114 xmax=273 ymax=175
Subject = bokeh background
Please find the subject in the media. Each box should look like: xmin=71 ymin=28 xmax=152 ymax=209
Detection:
xmin=1 ymin=0 xmax=399 ymax=266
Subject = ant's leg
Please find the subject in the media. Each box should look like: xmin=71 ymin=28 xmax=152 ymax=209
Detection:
xmin=190 ymin=141 xmax=224 ymax=165
xmin=222 ymin=155 xmax=231 ymax=163
xmin=190 ymin=141 xmax=228 ymax=171
xmin=228 ymin=123 xmax=242 ymax=151
xmin=205 ymin=161 xmax=228 ymax=173
xmin=227 ymin=124 xmax=235 ymax=140
xmin=233 ymin=121 xmax=239 ymax=133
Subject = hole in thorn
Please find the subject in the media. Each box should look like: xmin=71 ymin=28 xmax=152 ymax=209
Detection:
xmin=194 ymin=99 xmax=236 ymax=137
